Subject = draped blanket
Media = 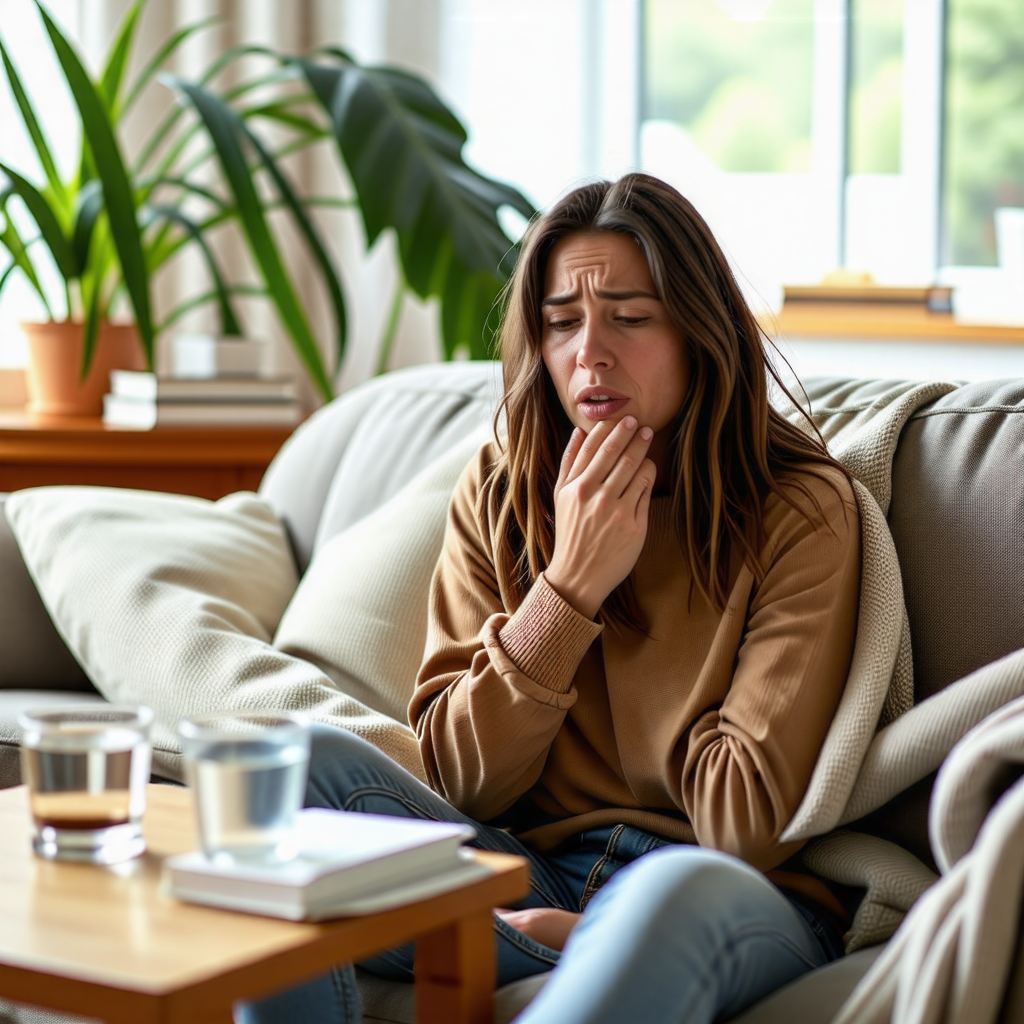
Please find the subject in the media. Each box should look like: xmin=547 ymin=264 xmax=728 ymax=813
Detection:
xmin=772 ymin=378 xmax=1024 ymax=1022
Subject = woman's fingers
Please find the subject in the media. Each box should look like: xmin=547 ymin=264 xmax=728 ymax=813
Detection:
xmin=574 ymin=416 xmax=639 ymax=487
xmin=602 ymin=425 xmax=654 ymax=497
xmin=555 ymin=427 xmax=585 ymax=498
xmin=623 ymin=457 xmax=657 ymax=519
xmin=564 ymin=418 xmax=615 ymax=485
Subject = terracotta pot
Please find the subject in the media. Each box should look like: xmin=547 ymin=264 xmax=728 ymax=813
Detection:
xmin=23 ymin=321 xmax=147 ymax=418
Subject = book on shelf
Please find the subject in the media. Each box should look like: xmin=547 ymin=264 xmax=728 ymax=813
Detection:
xmin=783 ymin=282 xmax=953 ymax=313
xmin=103 ymin=393 xmax=302 ymax=428
xmin=109 ymin=370 xmax=299 ymax=403
xmin=170 ymin=334 xmax=267 ymax=378
xmin=164 ymin=809 xmax=489 ymax=921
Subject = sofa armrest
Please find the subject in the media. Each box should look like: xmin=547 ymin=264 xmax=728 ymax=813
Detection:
xmin=0 ymin=495 xmax=94 ymax=693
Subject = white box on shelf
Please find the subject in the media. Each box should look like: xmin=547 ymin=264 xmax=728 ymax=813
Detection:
xmin=171 ymin=334 xmax=267 ymax=379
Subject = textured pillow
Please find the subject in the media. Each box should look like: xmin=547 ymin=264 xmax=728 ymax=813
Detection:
xmin=5 ymin=487 xmax=422 ymax=781
xmin=274 ymin=430 xmax=491 ymax=726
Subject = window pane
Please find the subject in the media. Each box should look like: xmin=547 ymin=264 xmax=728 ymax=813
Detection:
xmin=943 ymin=0 xmax=1024 ymax=266
xmin=848 ymin=0 xmax=904 ymax=175
xmin=644 ymin=0 xmax=815 ymax=174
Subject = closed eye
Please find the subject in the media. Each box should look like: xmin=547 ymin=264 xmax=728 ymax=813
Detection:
xmin=547 ymin=318 xmax=580 ymax=331
xmin=617 ymin=316 xmax=652 ymax=325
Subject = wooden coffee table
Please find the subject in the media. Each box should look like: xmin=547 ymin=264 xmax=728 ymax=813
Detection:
xmin=0 ymin=785 xmax=530 ymax=1024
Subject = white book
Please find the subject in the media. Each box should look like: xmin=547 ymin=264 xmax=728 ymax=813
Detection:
xmin=109 ymin=371 xmax=299 ymax=404
xmin=164 ymin=810 xmax=488 ymax=921
xmin=171 ymin=334 xmax=267 ymax=378
xmin=103 ymin=394 xmax=302 ymax=428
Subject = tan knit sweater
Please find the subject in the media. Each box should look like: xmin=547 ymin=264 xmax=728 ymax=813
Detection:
xmin=410 ymin=442 xmax=860 ymax=877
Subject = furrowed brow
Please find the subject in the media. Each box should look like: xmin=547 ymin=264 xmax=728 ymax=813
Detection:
xmin=541 ymin=288 xmax=659 ymax=306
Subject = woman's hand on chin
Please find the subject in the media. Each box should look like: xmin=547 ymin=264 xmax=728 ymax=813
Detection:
xmin=545 ymin=416 xmax=656 ymax=620
xmin=495 ymin=907 xmax=582 ymax=952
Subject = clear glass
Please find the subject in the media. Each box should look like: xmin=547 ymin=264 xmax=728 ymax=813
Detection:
xmin=18 ymin=704 xmax=153 ymax=864
xmin=942 ymin=0 xmax=1024 ymax=266
xmin=178 ymin=713 xmax=310 ymax=864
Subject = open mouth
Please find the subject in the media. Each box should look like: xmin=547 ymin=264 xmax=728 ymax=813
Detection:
xmin=578 ymin=395 xmax=629 ymax=420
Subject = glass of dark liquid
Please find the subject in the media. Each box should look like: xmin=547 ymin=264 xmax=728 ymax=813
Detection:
xmin=18 ymin=705 xmax=153 ymax=863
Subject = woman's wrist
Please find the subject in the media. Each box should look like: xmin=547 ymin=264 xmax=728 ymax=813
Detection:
xmin=544 ymin=565 xmax=602 ymax=620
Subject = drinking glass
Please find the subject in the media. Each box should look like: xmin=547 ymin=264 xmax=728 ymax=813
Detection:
xmin=178 ymin=712 xmax=310 ymax=864
xmin=18 ymin=704 xmax=153 ymax=864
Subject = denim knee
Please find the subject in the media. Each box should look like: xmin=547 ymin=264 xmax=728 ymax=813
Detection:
xmin=584 ymin=845 xmax=794 ymax=949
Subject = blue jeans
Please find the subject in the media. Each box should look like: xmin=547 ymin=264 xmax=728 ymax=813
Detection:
xmin=237 ymin=726 xmax=837 ymax=1024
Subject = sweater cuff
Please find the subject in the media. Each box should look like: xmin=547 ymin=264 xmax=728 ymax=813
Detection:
xmin=498 ymin=573 xmax=604 ymax=693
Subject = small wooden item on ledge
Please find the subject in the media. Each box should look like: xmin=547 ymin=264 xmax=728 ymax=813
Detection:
xmin=771 ymin=270 xmax=1024 ymax=344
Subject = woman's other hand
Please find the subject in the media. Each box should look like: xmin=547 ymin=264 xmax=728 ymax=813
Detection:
xmin=545 ymin=416 xmax=656 ymax=619
xmin=495 ymin=907 xmax=582 ymax=952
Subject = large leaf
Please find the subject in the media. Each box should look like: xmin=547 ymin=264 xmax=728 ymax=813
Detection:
xmin=0 ymin=195 xmax=52 ymax=316
xmin=298 ymin=55 xmax=534 ymax=357
xmin=242 ymin=127 xmax=347 ymax=374
xmin=37 ymin=1 xmax=154 ymax=367
xmin=141 ymin=203 xmax=243 ymax=336
xmin=0 ymin=163 xmax=77 ymax=279
xmin=0 ymin=39 xmax=70 ymax=219
xmin=167 ymin=76 xmax=334 ymax=400
xmin=99 ymin=0 xmax=143 ymax=118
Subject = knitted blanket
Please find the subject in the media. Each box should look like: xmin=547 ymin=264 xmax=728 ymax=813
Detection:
xmin=832 ymin=683 xmax=1024 ymax=1024
xmin=774 ymin=377 xmax=1024 ymax=981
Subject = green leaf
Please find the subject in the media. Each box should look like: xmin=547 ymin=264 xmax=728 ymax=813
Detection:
xmin=157 ymin=284 xmax=263 ymax=334
xmin=72 ymin=179 xmax=104 ymax=275
xmin=242 ymin=126 xmax=347 ymax=377
xmin=167 ymin=76 xmax=334 ymax=400
xmin=142 ymin=203 xmax=243 ymax=335
xmin=37 ymin=1 xmax=154 ymax=368
xmin=121 ymin=14 xmax=221 ymax=118
xmin=297 ymin=56 xmax=535 ymax=358
xmin=0 ymin=39 xmax=70 ymax=218
xmin=0 ymin=163 xmax=77 ymax=279
xmin=100 ymin=0 xmax=143 ymax=118
xmin=0 ymin=195 xmax=53 ymax=316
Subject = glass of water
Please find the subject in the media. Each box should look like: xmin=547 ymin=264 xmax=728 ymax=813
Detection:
xmin=18 ymin=705 xmax=153 ymax=864
xmin=178 ymin=712 xmax=310 ymax=864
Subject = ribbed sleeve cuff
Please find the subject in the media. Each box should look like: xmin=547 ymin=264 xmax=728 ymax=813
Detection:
xmin=497 ymin=573 xmax=604 ymax=693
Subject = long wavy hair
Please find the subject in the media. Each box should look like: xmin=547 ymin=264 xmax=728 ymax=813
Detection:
xmin=490 ymin=173 xmax=846 ymax=631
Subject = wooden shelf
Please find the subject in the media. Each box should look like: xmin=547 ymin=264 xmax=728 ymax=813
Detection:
xmin=763 ymin=302 xmax=1024 ymax=344
xmin=0 ymin=412 xmax=295 ymax=498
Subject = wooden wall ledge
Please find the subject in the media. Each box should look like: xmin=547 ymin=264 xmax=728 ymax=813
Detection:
xmin=762 ymin=302 xmax=1024 ymax=344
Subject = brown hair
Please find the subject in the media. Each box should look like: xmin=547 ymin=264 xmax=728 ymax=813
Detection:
xmin=490 ymin=173 xmax=846 ymax=630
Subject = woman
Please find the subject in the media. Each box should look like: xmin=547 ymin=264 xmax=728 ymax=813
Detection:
xmin=244 ymin=173 xmax=860 ymax=1024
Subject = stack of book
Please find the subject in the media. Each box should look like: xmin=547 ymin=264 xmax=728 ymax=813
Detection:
xmin=164 ymin=809 xmax=488 ymax=920
xmin=103 ymin=371 xmax=302 ymax=428
xmin=102 ymin=334 xmax=304 ymax=428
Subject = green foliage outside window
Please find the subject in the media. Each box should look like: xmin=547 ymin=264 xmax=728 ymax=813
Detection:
xmin=643 ymin=0 xmax=814 ymax=174
xmin=944 ymin=0 xmax=1024 ymax=265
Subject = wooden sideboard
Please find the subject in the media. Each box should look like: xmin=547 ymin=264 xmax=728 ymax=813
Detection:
xmin=0 ymin=412 xmax=295 ymax=499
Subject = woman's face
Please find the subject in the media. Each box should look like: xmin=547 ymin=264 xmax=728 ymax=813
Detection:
xmin=540 ymin=231 xmax=688 ymax=445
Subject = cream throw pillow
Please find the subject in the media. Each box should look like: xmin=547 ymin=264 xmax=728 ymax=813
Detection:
xmin=274 ymin=430 xmax=490 ymax=727
xmin=5 ymin=487 xmax=422 ymax=781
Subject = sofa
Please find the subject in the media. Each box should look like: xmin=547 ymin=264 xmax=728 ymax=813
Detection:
xmin=1 ymin=360 xmax=1022 ymax=1024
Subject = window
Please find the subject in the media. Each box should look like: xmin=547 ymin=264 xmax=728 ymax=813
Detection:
xmin=641 ymin=0 xmax=1018 ymax=303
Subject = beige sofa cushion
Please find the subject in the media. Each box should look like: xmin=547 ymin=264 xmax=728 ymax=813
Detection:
xmin=4 ymin=487 xmax=420 ymax=780
xmin=273 ymin=431 xmax=490 ymax=726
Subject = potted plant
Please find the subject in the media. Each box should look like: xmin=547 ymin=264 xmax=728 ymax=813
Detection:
xmin=0 ymin=1 xmax=240 ymax=415
xmin=0 ymin=2 xmax=534 ymax=414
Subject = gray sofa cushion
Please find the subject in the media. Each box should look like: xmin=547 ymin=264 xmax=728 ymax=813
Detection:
xmin=0 ymin=496 xmax=94 ymax=693
xmin=888 ymin=379 xmax=1024 ymax=704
